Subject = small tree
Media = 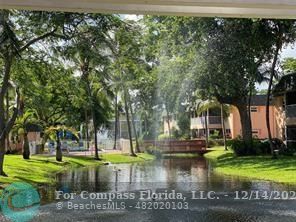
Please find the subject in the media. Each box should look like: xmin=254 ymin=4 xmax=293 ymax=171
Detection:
xmin=45 ymin=126 xmax=78 ymax=162
xmin=12 ymin=110 xmax=39 ymax=160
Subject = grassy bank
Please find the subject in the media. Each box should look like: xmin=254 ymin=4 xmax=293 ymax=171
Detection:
xmin=0 ymin=153 xmax=155 ymax=187
xmin=162 ymin=153 xmax=200 ymax=158
xmin=100 ymin=153 xmax=155 ymax=163
xmin=205 ymin=146 xmax=296 ymax=184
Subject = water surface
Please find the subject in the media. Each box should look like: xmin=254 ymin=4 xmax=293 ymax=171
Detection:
xmin=34 ymin=157 xmax=296 ymax=222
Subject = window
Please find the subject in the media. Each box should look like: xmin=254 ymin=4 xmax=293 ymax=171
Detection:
xmin=287 ymin=127 xmax=296 ymax=141
xmin=252 ymin=129 xmax=260 ymax=138
xmin=250 ymin=106 xmax=258 ymax=112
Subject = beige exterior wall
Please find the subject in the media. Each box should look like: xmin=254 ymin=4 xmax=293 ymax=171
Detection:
xmin=229 ymin=105 xmax=277 ymax=139
xmin=163 ymin=117 xmax=178 ymax=135
xmin=165 ymin=103 xmax=282 ymax=140
xmin=10 ymin=132 xmax=41 ymax=151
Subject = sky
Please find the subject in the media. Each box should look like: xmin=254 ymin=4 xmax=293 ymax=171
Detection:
xmin=281 ymin=43 xmax=296 ymax=59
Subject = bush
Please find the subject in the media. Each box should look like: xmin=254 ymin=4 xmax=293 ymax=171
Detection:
xmin=209 ymin=138 xmax=225 ymax=147
xmin=228 ymin=137 xmax=288 ymax=156
xmin=228 ymin=138 xmax=265 ymax=156
xmin=158 ymin=134 xmax=172 ymax=140
xmin=209 ymin=130 xmax=221 ymax=140
xmin=228 ymin=138 xmax=249 ymax=156
xmin=252 ymin=139 xmax=271 ymax=155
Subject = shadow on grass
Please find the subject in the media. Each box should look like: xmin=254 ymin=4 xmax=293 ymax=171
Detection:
xmin=217 ymin=155 xmax=296 ymax=171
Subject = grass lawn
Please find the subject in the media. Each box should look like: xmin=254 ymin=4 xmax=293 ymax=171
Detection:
xmin=0 ymin=153 xmax=155 ymax=188
xmin=100 ymin=153 xmax=155 ymax=163
xmin=162 ymin=153 xmax=200 ymax=158
xmin=205 ymin=146 xmax=296 ymax=184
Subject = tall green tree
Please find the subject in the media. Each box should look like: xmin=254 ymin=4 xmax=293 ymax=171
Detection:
xmin=264 ymin=20 xmax=296 ymax=157
xmin=58 ymin=14 xmax=121 ymax=159
xmin=111 ymin=21 xmax=146 ymax=156
xmin=195 ymin=19 xmax=279 ymax=150
xmin=0 ymin=10 xmax=72 ymax=176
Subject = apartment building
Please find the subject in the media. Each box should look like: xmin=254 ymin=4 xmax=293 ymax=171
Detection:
xmin=273 ymin=73 xmax=296 ymax=148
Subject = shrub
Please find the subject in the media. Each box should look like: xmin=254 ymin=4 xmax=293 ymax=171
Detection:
xmin=158 ymin=134 xmax=172 ymax=140
xmin=228 ymin=138 xmax=249 ymax=156
xmin=209 ymin=130 xmax=221 ymax=140
xmin=209 ymin=139 xmax=225 ymax=147
xmin=228 ymin=137 xmax=288 ymax=156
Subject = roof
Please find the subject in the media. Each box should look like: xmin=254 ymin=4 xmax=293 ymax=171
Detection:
xmin=250 ymin=95 xmax=271 ymax=106
xmin=26 ymin=123 xmax=42 ymax=132
xmin=273 ymin=72 xmax=296 ymax=96
xmin=3 ymin=0 xmax=296 ymax=19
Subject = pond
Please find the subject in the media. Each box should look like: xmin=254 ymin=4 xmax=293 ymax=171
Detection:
xmin=35 ymin=156 xmax=296 ymax=222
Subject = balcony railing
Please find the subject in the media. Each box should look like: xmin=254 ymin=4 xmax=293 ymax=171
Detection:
xmin=209 ymin=116 xmax=222 ymax=124
xmin=191 ymin=116 xmax=222 ymax=126
xmin=286 ymin=105 xmax=296 ymax=118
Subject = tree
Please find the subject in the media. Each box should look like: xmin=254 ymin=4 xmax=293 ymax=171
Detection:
xmin=0 ymin=10 xmax=83 ymax=176
xmin=195 ymin=100 xmax=214 ymax=148
xmin=57 ymin=14 xmax=121 ymax=160
xmin=264 ymin=20 xmax=296 ymax=158
xmin=14 ymin=57 xmax=82 ymax=154
xmin=195 ymin=19 xmax=280 ymax=152
xmin=143 ymin=16 xmax=198 ymax=140
xmin=156 ymin=56 xmax=187 ymax=139
xmin=45 ymin=126 xmax=78 ymax=162
xmin=282 ymin=57 xmax=296 ymax=72
xmin=11 ymin=110 xmax=39 ymax=159
xmin=220 ymin=103 xmax=228 ymax=151
xmin=0 ymin=15 xmax=33 ymax=174
xmin=111 ymin=21 xmax=146 ymax=156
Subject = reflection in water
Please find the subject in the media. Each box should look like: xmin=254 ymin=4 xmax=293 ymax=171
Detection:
xmin=35 ymin=157 xmax=296 ymax=222
xmin=40 ymin=156 xmax=295 ymax=202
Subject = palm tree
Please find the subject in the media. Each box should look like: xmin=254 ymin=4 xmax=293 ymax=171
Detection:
xmin=195 ymin=100 xmax=213 ymax=148
xmin=195 ymin=100 xmax=230 ymax=149
xmin=220 ymin=103 xmax=229 ymax=151
xmin=12 ymin=110 xmax=39 ymax=160
xmin=45 ymin=125 xmax=78 ymax=162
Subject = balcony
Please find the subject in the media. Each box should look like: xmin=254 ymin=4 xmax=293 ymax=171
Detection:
xmin=286 ymin=105 xmax=296 ymax=126
xmin=286 ymin=105 xmax=296 ymax=118
xmin=191 ymin=116 xmax=222 ymax=129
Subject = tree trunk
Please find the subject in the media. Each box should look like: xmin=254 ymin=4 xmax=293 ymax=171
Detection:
xmin=204 ymin=110 xmax=209 ymax=148
xmin=85 ymin=109 xmax=90 ymax=150
xmin=266 ymin=32 xmax=282 ymax=158
xmin=93 ymin=123 xmax=100 ymax=160
xmin=237 ymin=104 xmax=253 ymax=151
xmin=22 ymin=132 xmax=30 ymax=159
xmin=220 ymin=104 xmax=228 ymax=151
xmin=85 ymin=80 xmax=100 ymax=160
xmin=144 ymin=114 xmax=148 ymax=136
xmin=0 ymin=137 xmax=7 ymax=177
xmin=5 ymin=91 xmax=10 ymax=152
xmin=165 ymin=106 xmax=171 ymax=139
xmin=0 ymin=56 xmax=13 ymax=176
xmin=128 ymin=95 xmax=141 ymax=153
xmin=248 ymin=86 xmax=253 ymax=131
xmin=56 ymin=132 xmax=62 ymax=162
xmin=113 ymin=93 xmax=119 ymax=150
xmin=40 ymin=134 xmax=47 ymax=153
xmin=124 ymin=89 xmax=136 ymax=157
